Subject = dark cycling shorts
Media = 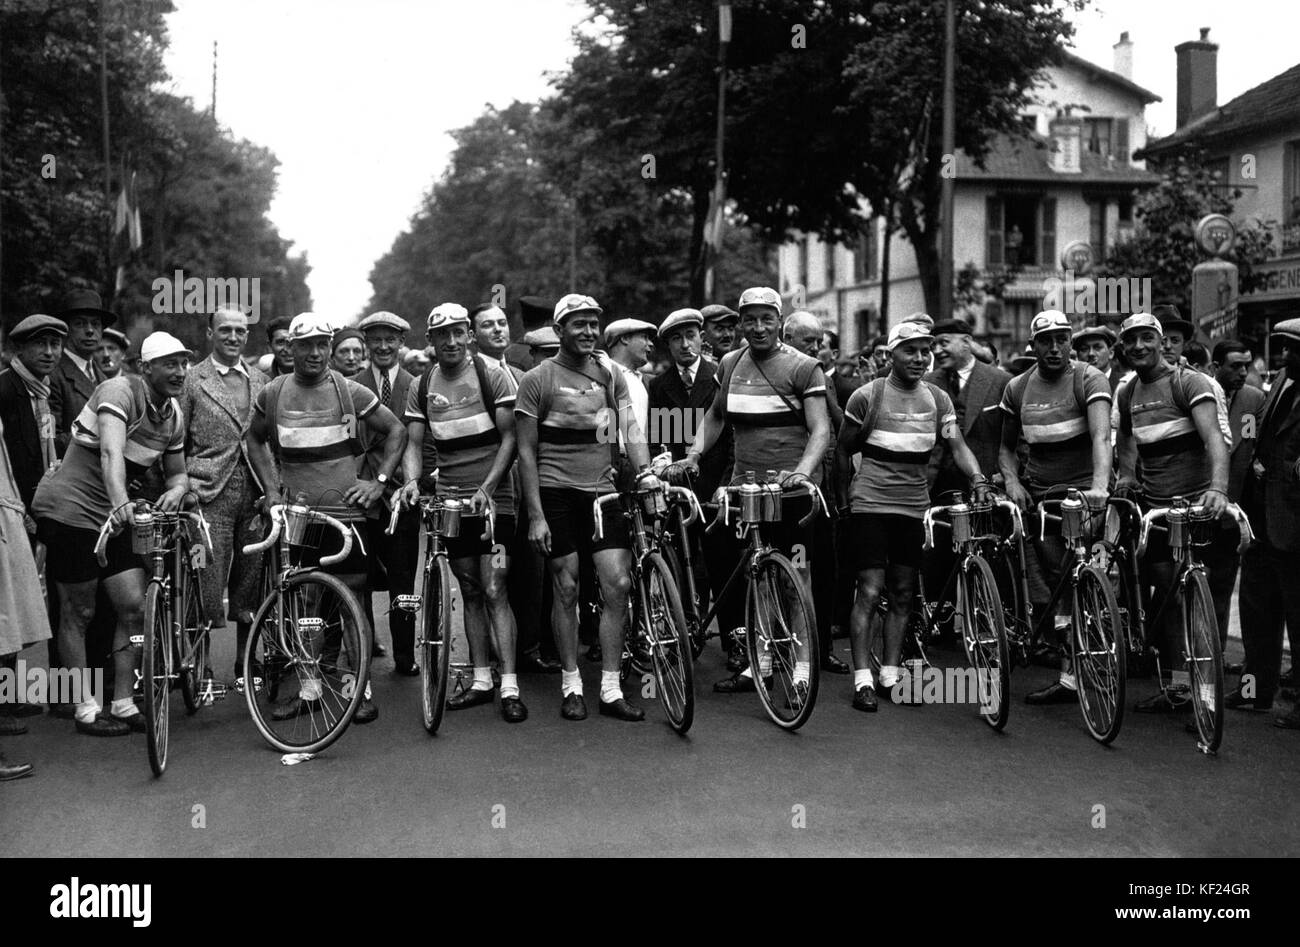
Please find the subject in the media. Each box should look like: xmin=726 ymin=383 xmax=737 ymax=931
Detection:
xmin=846 ymin=512 xmax=925 ymax=572
xmin=38 ymin=518 xmax=142 ymax=584
xmin=446 ymin=514 xmax=517 ymax=561
xmin=539 ymin=487 xmax=631 ymax=558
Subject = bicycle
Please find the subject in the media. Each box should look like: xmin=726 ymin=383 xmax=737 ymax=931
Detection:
xmin=95 ymin=500 xmax=214 ymax=776
xmin=1031 ymin=487 xmax=1126 ymax=745
xmin=594 ymin=469 xmax=699 ymax=734
xmin=240 ymin=501 xmax=371 ymax=753
xmin=653 ymin=460 xmax=711 ymax=661
xmin=1114 ymin=497 xmax=1253 ymax=754
xmin=388 ymin=477 xmax=484 ymax=735
xmin=701 ymin=471 xmax=826 ymax=730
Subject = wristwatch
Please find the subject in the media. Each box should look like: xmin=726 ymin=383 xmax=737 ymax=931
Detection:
xmin=377 ymin=473 xmax=389 ymax=485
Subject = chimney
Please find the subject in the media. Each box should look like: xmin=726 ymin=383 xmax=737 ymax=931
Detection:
xmin=1112 ymin=31 xmax=1133 ymax=80
xmin=1048 ymin=112 xmax=1083 ymax=174
xmin=1175 ymin=27 xmax=1218 ymax=128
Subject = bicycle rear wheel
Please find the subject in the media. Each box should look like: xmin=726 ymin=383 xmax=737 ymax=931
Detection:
xmin=179 ymin=562 xmax=209 ymax=715
xmin=419 ymin=557 xmax=453 ymax=735
xmin=745 ymin=552 xmax=819 ymax=730
xmin=1071 ymin=564 xmax=1126 ymax=745
xmin=987 ymin=537 xmax=1032 ymax=668
xmin=958 ymin=557 xmax=1010 ymax=731
xmin=643 ymin=552 xmax=694 ymax=733
xmin=245 ymin=571 xmax=370 ymax=753
xmin=1184 ymin=569 xmax=1223 ymax=753
xmin=142 ymin=581 xmax=171 ymax=777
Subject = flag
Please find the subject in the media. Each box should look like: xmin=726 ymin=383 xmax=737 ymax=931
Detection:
xmin=111 ymin=171 xmax=143 ymax=264
xmin=702 ymin=179 xmax=726 ymax=299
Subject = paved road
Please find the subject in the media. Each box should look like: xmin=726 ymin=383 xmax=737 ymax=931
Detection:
xmin=3 ymin=593 xmax=1297 ymax=857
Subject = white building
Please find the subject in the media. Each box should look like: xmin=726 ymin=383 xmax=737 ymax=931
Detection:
xmin=777 ymin=35 xmax=1162 ymax=354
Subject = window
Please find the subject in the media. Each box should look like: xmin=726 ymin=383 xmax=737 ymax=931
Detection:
xmin=1088 ymin=199 xmax=1107 ymax=262
xmin=1284 ymin=140 xmax=1300 ymax=255
xmin=853 ymin=223 xmax=878 ymax=283
xmin=987 ymin=194 xmax=1055 ymax=268
xmin=1084 ymin=118 xmax=1113 ymax=158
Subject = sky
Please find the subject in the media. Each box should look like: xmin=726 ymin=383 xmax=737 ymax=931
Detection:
xmin=162 ymin=0 xmax=1300 ymax=322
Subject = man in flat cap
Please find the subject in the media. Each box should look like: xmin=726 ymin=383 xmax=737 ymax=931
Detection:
xmin=356 ymin=310 xmax=419 ymax=672
xmin=1072 ymin=323 xmax=1122 ymax=394
xmin=0 ymin=315 xmax=67 ymax=514
xmin=603 ymin=318 xmax=657 ymax=444
xmin=178 ymin=308 xmax=269 ymax=688
xmin=700 ymin=304 xmax=738 ymax=360
xmin=96 ymin=328 xmax=129 ymax=379
xmin=1236 ymin=317 xmax=1300 ymax=728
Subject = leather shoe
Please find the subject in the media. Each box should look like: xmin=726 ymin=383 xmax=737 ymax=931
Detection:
xmin=852 ymin=685 xmax=879 ymax=712
xmin=519 ymin=649 xmax=561 ymax=674
xmin=725 ymin=636 xmax=748 ymax=673
xmin=821 ymin=654 xmax=851 ymax=675
xmin=0 ymin=715 xmax=28 ymax=736
xmin=353 ymin=697 xmax=379 ymax=724
xmin=392 ymin=662 xmax=420 ymax=677
xmin=1225 ymin=688 xmax=1272 ymax=712
xmin=448 ymin=687 xmax=495 ymax=711
xmin=1274 ymin=708 xmax=1300 ymax=730
xmin=0 ymin=753 xmax=33 ymax=781
xmin=271 ymin=696 xmax=321 ymax=721
xmin=501 ymin=696 xmax=528 ymax=723
xmin=598 ymin=697 xmax=645 ymax=721
xmin=1024 ymin=681 xmax=1077 ymax=705
xmin=561 ymin=692 xmax=587 ymax=720
xmin=109 ymin=712 xmax=148 ymax=733
xmin=714 ymin=672 xmax=758 ymax=693
xmin=75 ymin=713 xmax=131 ymax=737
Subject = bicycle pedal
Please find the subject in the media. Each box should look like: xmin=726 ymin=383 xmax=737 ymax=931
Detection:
xmin=199 ymin=680 xmax=229 ymax=704
xmin=297 ymin=617 xmax=325 ymax=631
xmin=392 ymin=594 xmax=422 ymax=614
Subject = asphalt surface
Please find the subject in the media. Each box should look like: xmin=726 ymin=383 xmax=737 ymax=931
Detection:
xmin=3 ymin=591 xmax=1298 ymax=857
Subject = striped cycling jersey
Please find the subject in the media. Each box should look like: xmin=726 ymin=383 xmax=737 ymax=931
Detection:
xmin=845 ymin=377 xmax=956 ymax=517
xmin=255 ymin=372 xmax=378 ymax=519
xmin=716 ymin=343 xmax=826 ymax=483
xmin=1122 ymin=368 xmax=1217 ymax=503
xmin=514 ymin=352 xmax=630 ymax=494
xmin=1000 ymin=361 xmax=1111 ymax=491
xmin=31 ymin=375 xmax=185 ymax=530
xmin=405 ymin=358 xmax=516 ymax=514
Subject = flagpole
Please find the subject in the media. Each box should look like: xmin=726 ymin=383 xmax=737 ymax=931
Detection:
xmin=100 ymin=0 xmax=114 ymax=299
xmin=704 ymin=2 xmax=731 ymax=303
xmin=938 ymin=0 xmax=956 ymax=320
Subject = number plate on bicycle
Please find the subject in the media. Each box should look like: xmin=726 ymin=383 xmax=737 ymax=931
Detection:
xmin=393 ymin=594 xmax=422 ymax=613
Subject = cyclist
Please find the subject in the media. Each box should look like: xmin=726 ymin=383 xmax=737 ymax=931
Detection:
xmin=30 ymin=332 xmax=193 ymax=737
xmin=396 ymin=303 xmax=527 ymax=723
xmin=998 ymin=310 xmax=1113 ymax=706
xmin=682 ymin=286 xmax=831 ymax=697
xmin=246 ymin=312 xmax=407 ymax=725
xmin=1114 ymin=313 xmax=1229 ymax=713
xmin=514 ymin=293 xmax=650 ymax=722
xmin=836 ymin=321 xmax=991 ymax=711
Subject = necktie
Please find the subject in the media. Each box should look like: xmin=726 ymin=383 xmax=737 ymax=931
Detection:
xmin=380 ymin=371 xmax=391 ymax=407
xmin=682 ymin=366 xmax=693 ymax=389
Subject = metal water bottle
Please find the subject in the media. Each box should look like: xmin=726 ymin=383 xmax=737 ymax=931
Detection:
xmin=950 ymin=503 xmax=972 ymax=545
xmin=762 ymin=469 xmax=783 ymax=521
xmin=739 ymin=471 xmax=762 ymax=522
xmin=131 ymin=503 xmax=154 ymax=554
xmin=1060 ymin=494 xmax=1085 ymax=544
xmin=635 ymin=468 xmax=666 ymax=517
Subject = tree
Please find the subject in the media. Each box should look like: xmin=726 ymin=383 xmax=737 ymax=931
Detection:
xmin=1103 ymin=150 xmax=1275 ymax=310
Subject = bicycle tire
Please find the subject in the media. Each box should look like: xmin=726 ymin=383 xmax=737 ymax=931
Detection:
xmin=745 ymin=551 xmax=819 ymax=730
xmin=142 ymin=581 xmax=171 ymax=777
xmin=245 ymin=570 xmax=370 ymax=754
xmin=1184 ymin=569 xmax=1223 ymax=753
xmin=987 ymin=537 xmax=1032 ymax=668
xmin=1071 ymin=564 xmax=1126 ymax=745
xmin=662 ymin=540 xmax=705 ymax=660
xmin=642 ymin=552 xmax=694 ymax=733
xmin=179 ymin=561 xmax=209 ymax=715
xmin=959 ymin=556 xmax=1010 ymax=731
xmin=420 ymin=556 xmax=453 ymax=735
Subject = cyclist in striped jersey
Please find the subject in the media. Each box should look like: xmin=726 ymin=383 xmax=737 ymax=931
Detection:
xmin=836 ymin=321 xmax=991 ymax=710
xmin=998 ymin=310 xmax=1113 ymax=706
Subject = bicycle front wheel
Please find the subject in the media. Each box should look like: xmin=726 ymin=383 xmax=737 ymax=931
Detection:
xmin=745 ymin=552 xmax=819 ymax=730
xmin=959 ymin=557 xmax=1010 ymax=731
xmin=1072 ymin=564 xmax=1126 ymax=745
xmin=419 ymin=556 xmax=453 ymax=735
xmin=662 ymin=540 xmax=705 ymax=660
xmin=643 ymin=552 xmax=694 ymax=733
xmin=1184 ymin=569 xmax=1223 ymax=753
xmin=179 ymin=562 xmax=209 ymax=715
xmin=142 ymin=581 xmax=171 ymax=777
xmin=245 ymin=571 xmax=370 ymax=754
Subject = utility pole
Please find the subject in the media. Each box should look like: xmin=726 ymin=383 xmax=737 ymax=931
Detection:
xmin=99 ymin=0 xmax=113 ymax=296
xmin=938 ymin=0 xmax=956 ymax=320
xmin=703 ymin=2 xmax=731 ymax=302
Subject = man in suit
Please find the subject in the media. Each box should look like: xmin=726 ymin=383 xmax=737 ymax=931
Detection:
xmin=179 ymin=308 xmax=269 ymax=683
xmin=700 ymin=304 xmax=738 ymax=360
xmin=1233 ymin=318 xmax=1300 ymax=729
xmin=648 ymin=308 xmax=743 ymax=667
xmin=356 ymin=311 xmax=420 ymax=673
xmin=1073 ymin=324 xmax=1123 ymax=394
xmin=0 ymin=314 xmax=67 ymax=513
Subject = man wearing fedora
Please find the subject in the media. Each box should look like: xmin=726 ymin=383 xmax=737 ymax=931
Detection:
xmin=47 ymin=289 xmax=114 ymax=456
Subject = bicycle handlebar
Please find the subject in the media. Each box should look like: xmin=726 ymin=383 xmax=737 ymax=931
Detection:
xmin=241 ymin=504 xmax=354 ymax=566
xmin=704 ymin=474 xmax=828 ymax=533
xmin=1136 ymin=502 xmax=1254 ymax=558
xmin=95 ymin=502 xmax=212 ymax=568
xmin=591 ymin=492 xmax=622 ymax=541
xmin=665 ymin=485 xmax=702 ymax=527
xmin=921 ymin=497 xmax=1023 ymax=551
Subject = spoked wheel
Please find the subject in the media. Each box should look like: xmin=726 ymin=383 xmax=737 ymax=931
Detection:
xmin=179 ymin=564 xmax=209 ymax=715
xmin=1071 ymin=564 xmax=1126 ymax=745
xmin=988 ymin=542 xmax=1033 ymax=670
xmin=1183 ymin=569 xmax=1223 ymax=754
xmin=619 ymin=606 xmax=653 ymax=685
xmin=958 ymin=557 xmax=1010 ymax=731
xmin=419 ymin=558 xmax=453 ymax=735
xmin=662 ymin=542 xmax=706 ymax=660
xmin=245 ymin=571 xmax=370 ymax=753
xmin=142 ymin=581 xmax=172 ymax=777
xmin=642 ymin=552 xmax=694 ymax=734
xmin=745 ymin=552 xmax=819 ymax=730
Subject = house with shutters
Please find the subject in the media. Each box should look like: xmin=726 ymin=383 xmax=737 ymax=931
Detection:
xmin=776 ymin=35 xmax=1163 ymax=354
